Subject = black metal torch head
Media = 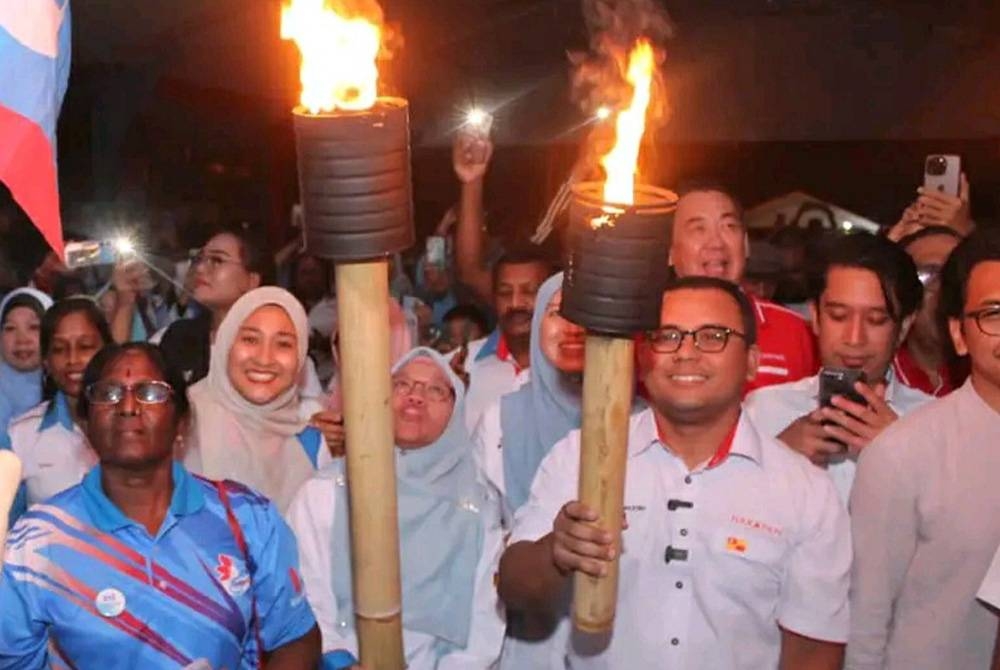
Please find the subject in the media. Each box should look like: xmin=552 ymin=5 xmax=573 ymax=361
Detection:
xmin=292 ymin=97 xmax=415 ymax=262
xmin=561 ymin=182 xmax=677 ymax=336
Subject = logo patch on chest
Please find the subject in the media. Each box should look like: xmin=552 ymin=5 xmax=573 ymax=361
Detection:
xmin=215 ymin=554 xmax=251 ymax=596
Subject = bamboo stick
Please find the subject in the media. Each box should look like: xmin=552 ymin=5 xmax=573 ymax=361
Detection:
xmin=0 ymin=451 xmax=22 ymax=570
xmin=335 ymin=260 xmax=405 ymax=670
xmin=573 ymin=334 xmax=635 ymax=632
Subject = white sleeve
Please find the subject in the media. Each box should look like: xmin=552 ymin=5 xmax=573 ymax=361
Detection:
xmin=437 ymin=489 xmax=506 ymax=670
xmin=508 ymin=432 xmax=580 ymax=546
xmin=472 ymin=404 xmax=507 ymax=516
xmin=978 ymin=545 xmax=1000 ymax=609
xmin=285 ymin=477 xmax=357 ymax=655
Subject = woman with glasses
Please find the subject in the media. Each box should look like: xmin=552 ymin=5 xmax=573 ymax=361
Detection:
xmin=157 ymin=227 xmax=273 ymax=386
xmin=0 ymin=342 xmax=321 ymax=668
xmin=183 ymin=287 xmax=329 ymax=513
xmin=3 ymin=298 xmax=113 ymax=522
xmin=0 ymin=288 xmax=52 ymax=434
xmin=470 ymin=272 xmax=586 ymax=670
xmin=287 ymin=347 xmax=504 ymax=670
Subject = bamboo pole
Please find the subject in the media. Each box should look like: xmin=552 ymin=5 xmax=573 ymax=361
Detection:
xmin=0 ymin=451 xmax=22 ymax=570
xmin=573 ymin=334 xmax=635 ymax=632
xmin=335 ymin=260 xmax=405 ymax=670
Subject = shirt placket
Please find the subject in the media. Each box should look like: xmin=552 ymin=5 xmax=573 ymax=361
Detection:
xmin=660 ymin=461 xmax=702 ymax=662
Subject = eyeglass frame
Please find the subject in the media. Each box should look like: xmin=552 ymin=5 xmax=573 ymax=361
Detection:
xmin=643 ymin=325 xmax=749 ymax=354
xmin=85 ymin=380 xmax=175 ymax=407
xmin=963 ymin=306 xmax=1000 ymax=337
xmin=190 ymin=251 xmax=245 ymax=272
xmin=391 ymin=377 xmax=455 ymax=403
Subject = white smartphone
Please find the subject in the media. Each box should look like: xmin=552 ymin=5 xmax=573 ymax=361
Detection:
xmin=924 ymin=154 xmax=961 ymax=196
xmin=64 ymin=240 xmax=118 ymax=269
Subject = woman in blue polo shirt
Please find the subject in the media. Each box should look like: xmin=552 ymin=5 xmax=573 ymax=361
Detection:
xmin=4 ymin=297 xmax=113 ymax=521
xmin=183 ymin=287 xmax=328 ymax=513
xmin=0 ymin=342 xmax=320 ymax=668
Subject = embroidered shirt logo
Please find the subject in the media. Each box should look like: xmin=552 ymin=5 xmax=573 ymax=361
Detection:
xmin=730 ymin=514 xmax=783 ymax=537
xmin=726 ymin=536 xmax=748 ymax=554
xmin=215 ymin=554 xmax=251 ymax=596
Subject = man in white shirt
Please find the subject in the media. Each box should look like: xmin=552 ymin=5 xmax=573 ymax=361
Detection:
xmin=462 ymin=250 xmax=552 ymax=431
xmin=498 ymin=276 xmax=849 ymax=670
xmin=745 ymin=233 xmax=932 ymax=503
xmin=848 ymin=228 xmax=1000 ymax=669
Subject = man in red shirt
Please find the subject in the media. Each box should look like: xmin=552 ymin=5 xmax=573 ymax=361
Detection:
xmin=670 ymin=185 xmax=818 ymax=392
xmin=892 ymin=226 xmax=967 ymax=396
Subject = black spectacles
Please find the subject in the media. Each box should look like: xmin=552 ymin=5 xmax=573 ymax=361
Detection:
xmin=964 ymin=307 xmax=1000 ymax=337
xmin=191 ymin=252 xmax=242 ymax=272
xmin=644 ymin=326 xmax=748 ymax=354
xmin=86 ymin=380 xmax=174 ymax=406
xmin=392 ymin=378 xmax=454 ymax=403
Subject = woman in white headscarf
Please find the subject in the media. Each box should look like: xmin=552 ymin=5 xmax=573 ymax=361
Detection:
xmin=183 ymin=286 xmax=329 ymax=512
xmin=287 ymin=347 xmax=505 ymax=669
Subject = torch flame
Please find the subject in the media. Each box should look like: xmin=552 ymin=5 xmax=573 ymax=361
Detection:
xmin=599 ymin=39 xmax=655 ymax=208
xmin=281 ymin=0 xmax=382 ymax=113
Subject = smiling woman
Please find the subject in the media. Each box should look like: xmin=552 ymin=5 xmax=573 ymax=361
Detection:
xmin=0 ymin=288 xmax=52 ymax=434
xmin=183 ymin=287 xmax=331 ymax=512
xmin=3 ymin=297 xmax=114 ymax=521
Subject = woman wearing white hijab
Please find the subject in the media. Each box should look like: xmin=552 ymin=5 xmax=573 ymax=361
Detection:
xmin=184 ymin=286 xmax=330 ymax=512
xmin=287 ymin=347 xmax=505 ymax=669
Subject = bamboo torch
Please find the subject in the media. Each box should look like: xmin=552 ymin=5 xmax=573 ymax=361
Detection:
xmin=561 ymin=40 xmax=675 ymax=633
xmin=0 ymin=451 xmax=22 ymax=569
xmin=283 ymin=3 xmax=412 ymax=668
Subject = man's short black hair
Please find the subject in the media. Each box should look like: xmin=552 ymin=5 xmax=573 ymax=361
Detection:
xmin=674 ymin=179 xmax=745 ymax=221
xmin=442 ymin=303 xmax=489 ymax=334
xmin=939 ymin=227 xmax=1000 ymax=323
xmin=491 ymin=245 xmax=555 ymax=288
xmin=661 ymin=275 xmax=758 ymax=346
xmin=78 ymin=342 xmax=190 ymax=420
xmin=896 ymin=225 xmax=963 ymax=252
xmin=808 ymin=233 xmax=923 ymax=324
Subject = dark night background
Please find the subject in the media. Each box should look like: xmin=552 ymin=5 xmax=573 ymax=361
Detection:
xmin=5 ymin=0 xmax=1000 ymax=270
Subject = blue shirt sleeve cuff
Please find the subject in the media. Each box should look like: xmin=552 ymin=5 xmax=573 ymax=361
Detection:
xmin=322 ymin=649 xmax=359 ymax=670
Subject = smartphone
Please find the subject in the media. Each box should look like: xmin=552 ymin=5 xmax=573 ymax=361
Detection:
xmin=924 ymin=154 xmax=961 ymax=196
xmin=64 ymin=240 xmax=118 ymax=269
xmin=464 ymin=109 xmax=493 ymax=139
xmin=819 ymin=367 xmax=867 ymax=408
xmin=425 ymin=236 xmax=447 ymax=266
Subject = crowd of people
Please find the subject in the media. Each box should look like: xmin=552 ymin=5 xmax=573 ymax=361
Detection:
xmin=0 ymin=130 xmax=998 ymax=670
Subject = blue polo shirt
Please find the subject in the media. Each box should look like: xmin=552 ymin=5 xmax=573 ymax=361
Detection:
xmin=0 ymin=463 xmax=316 ymax=669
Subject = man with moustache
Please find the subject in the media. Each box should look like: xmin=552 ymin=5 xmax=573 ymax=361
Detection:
xmin=670 ymin=185 xmax=818 ymax=392
xmin=848 ymin=228 xmax=1000 ymax=670
xmin=744 ymin=234 xmax=932 ymax=503
xmin=498 ymin=276 xmax=849 ymax=669
xmin=461 ymin=249 xmax=553 ymax=431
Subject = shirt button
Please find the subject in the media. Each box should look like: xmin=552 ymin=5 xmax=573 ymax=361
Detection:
xmin=680 ymin=528 xmax=688 ymax=537
xmin=684 ymin=476 xmax=692 ymax=485
xmin=671 ymin=637 xmax=680 ymax=646
xmin=675 ymin=581 xmax=683 ymax=590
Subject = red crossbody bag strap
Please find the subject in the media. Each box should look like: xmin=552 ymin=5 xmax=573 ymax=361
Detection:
xmin=216 ymin=481 xmax=266 ymax=669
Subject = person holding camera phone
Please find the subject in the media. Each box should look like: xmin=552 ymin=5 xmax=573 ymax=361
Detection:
xmin=744 ymin=234 xmax=932 ymax=503
xmin=887 ymin=157 xmax=973 ymax=243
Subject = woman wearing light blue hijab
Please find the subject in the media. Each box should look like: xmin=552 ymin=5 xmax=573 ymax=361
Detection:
xmin=0 ymin=288 xmax=53 ymax=433
xmin=471 ymin=272 xmax=586 ymax=670
xmin=287 ymin=347 xmax=505 ymax=670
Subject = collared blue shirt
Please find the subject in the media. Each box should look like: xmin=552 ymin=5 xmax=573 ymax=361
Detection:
xmin=0 ymin=463 xmax=316 ymax=669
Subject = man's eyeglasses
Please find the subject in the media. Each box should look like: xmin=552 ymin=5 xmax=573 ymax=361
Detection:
xmin=86 ymin=381 xmax=174 ymax=406
xmin=644 ymin=326 xmax=748 ymax=354
xmin=392 ymin=378 xmax=454 ymax=403
xmin=964 ymin=307 xmax=1000 ymax=337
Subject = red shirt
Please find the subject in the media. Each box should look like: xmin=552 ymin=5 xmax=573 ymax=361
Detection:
xmin=745 ymin=295 xmax=819 ymax=394
xmin=892 ymin=342 xmax=968 ymax=398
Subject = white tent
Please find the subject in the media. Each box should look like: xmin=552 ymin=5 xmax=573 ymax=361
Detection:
xmin=746 ymin=191 xmax=881 ymax=235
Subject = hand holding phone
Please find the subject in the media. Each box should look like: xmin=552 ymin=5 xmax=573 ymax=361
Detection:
xmin=817 ymin=369 xmax=899 ymax=455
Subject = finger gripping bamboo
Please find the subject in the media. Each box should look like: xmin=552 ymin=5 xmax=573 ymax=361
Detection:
xmin=336 ymin=260 xmax=405 ymax=670
xmin=573 ymin=335 xmax=635 ymax=632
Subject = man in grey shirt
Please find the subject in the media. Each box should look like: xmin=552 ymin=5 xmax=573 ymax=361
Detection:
xmin=848 ymin=228 xmax=1000 ymax=669
xmin=745 ymin=233 xmax=932 ymax=504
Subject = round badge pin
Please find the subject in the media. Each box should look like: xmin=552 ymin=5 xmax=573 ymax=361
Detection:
xmin=95 ymin=588 xmax=126 ymax=618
